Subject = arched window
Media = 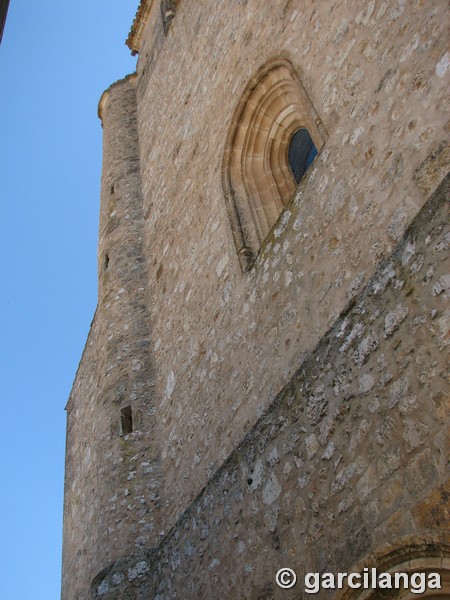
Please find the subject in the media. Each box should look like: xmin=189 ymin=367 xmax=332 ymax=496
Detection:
xmin=222 ymin=58 xmax=327 ymax=271
xmin=288 ymin=128 xmax=318 ymax=184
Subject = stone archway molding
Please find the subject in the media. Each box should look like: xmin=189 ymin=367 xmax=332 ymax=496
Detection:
xmin=333 ymin=533 xmax=450 ymax=599
xmin=222 ymin=54 xmax=327 ymax=271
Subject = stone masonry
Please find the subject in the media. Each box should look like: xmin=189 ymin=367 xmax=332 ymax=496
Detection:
xmin=62 ymin=1 xmax=449 ymax=598
xmin=92 ymin=175 xmax=450 ymax=598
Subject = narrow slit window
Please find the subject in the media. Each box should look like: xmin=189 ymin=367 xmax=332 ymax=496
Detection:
xmin=120 ymin=406 xmax=133 ymax=435
xmin=288 ymin=128 xmax=318 ymax=184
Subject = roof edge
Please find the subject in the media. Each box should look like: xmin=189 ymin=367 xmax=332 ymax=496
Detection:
xmin=126 ymin=0 xmax=155 ymax=55
xmin=0 ymin=0 xmax=10 ymax=44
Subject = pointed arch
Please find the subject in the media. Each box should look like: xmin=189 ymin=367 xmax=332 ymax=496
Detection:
xmin=222 ymin=57 xmax=327 ymax=271
xmin=334 ymin=535 xmax=450 ymax=600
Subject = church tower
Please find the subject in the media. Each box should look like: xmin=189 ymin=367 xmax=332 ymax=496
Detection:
xmin=62 ymin=74 xmax=161 ymax=599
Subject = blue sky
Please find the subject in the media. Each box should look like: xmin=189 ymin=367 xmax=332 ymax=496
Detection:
xmin=0 ymin=2 xmax=137 ymax=598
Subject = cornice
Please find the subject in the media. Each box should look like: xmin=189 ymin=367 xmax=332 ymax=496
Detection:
xmin=126 ymin=0 xmax=155 ymax=55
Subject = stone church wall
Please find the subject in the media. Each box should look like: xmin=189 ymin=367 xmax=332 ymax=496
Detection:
xmin=62 ymin=1 xmax=449 ymax=597
xmin=134 ymin=0 xmax=449 ymax=532
xmin=92 ymin=176 xmax=449 ymax=598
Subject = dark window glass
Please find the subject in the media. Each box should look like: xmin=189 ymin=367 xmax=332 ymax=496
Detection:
xmin=288 ymin=128 xmax=318 ymax=184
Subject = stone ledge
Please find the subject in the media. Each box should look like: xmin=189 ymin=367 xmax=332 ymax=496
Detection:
xmin=126 ymin=0 xmax=155 ymax=55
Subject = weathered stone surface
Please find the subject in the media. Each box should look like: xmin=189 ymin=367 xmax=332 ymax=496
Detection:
xmin=413 ymin=140 xmax=450 ymax=197
xmin=411 ymin=479 xmax=450 ymax=530
xmin=91 ymin=176 xmax=448 ymax=599
xmin=62 ymin=1 xmax=450 ymax=598
xmin=62 ymin=76 xmax=162 ymax=599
